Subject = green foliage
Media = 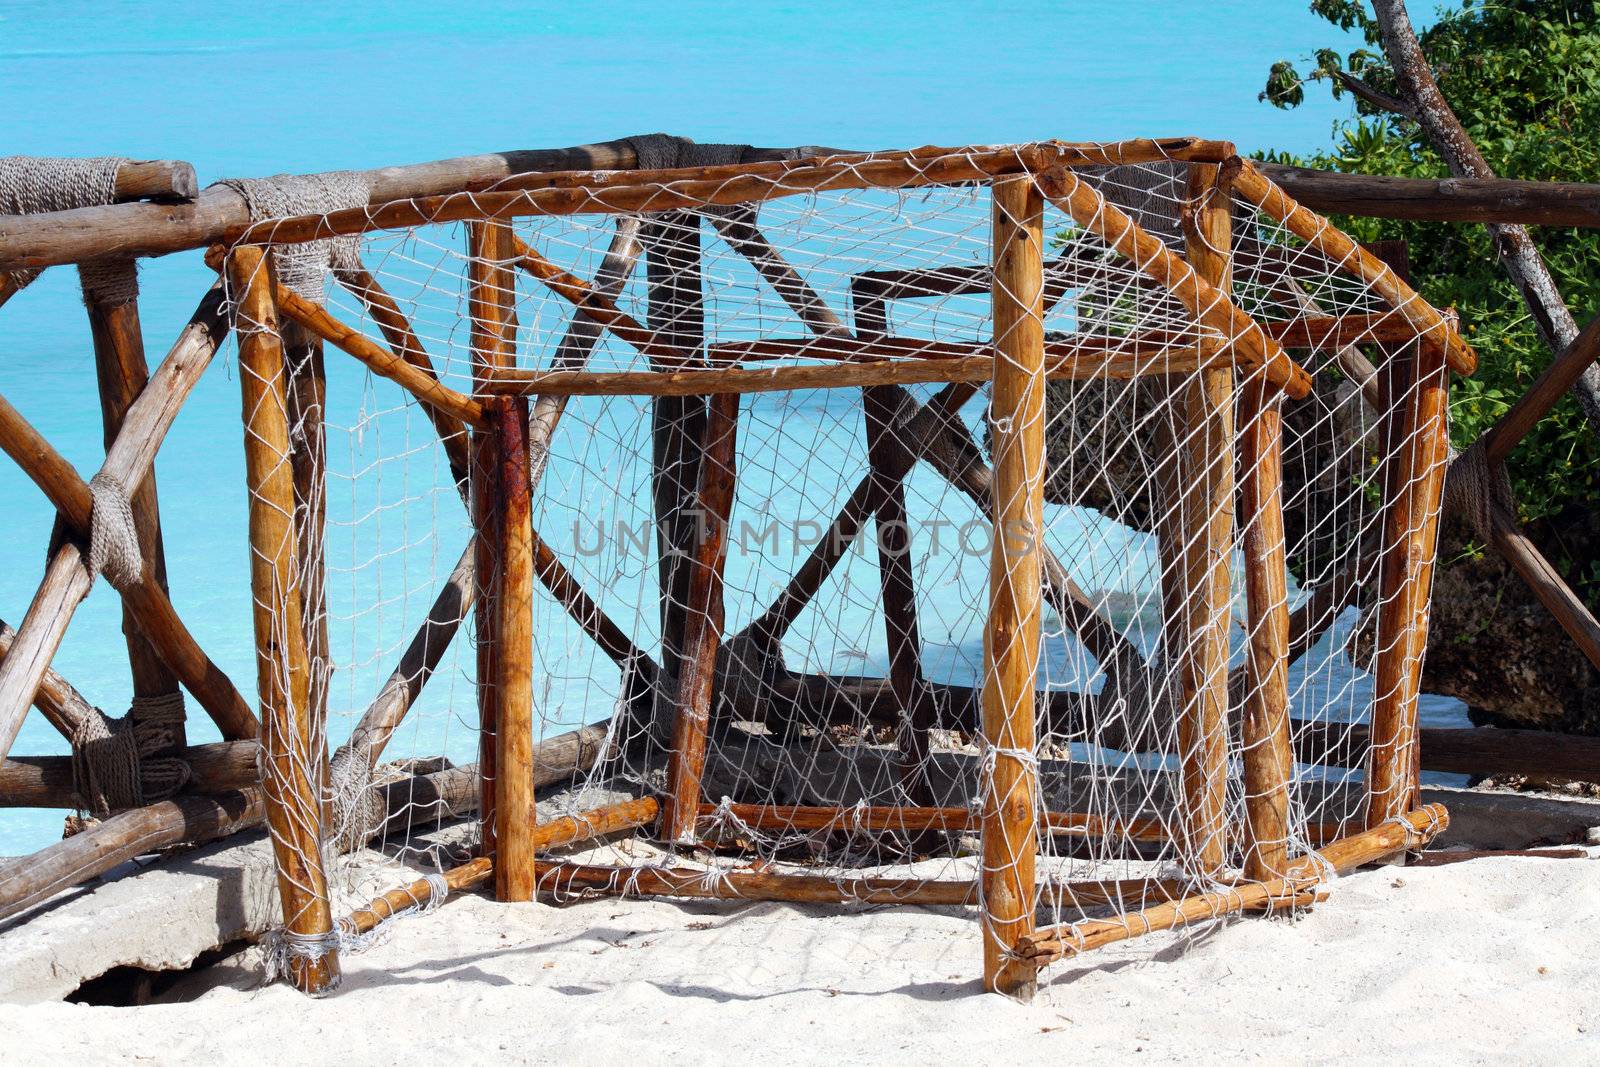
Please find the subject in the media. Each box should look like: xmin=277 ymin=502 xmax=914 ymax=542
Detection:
xmin=1261 ymin=1 xmax=1600 ymax=561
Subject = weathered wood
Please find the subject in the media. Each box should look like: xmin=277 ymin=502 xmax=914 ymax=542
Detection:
xmin=661 ymin=392 xmax=738 ymax=844
xmin=492 ymin=397 xmax=537 ymax=901
xmin=1034 ymin=164 xmax=1312 ymax=399
xmin=981 ymin=176 xmax=1045 ymax=1001
xmin=228 ymin=245 xmax=339 ymax=995
xmin=0 ymin=739 xmax=258 ymax=807
xmin=0 ymin=138 xmax=649 ymax=272
xmin=1368 ymin=340 xmax=1452 ymax=828
xmin=84 ymin=281 xmax=185 ymax=754
xmin=1486 ymin=502 xmax=1600 ymax=670
xmin=1232 ymin=161 xmax=1476 ymax=377
xmin=207 ymin=140 xmax=1233 ymax=253
xmin=112 ymin=160 xmax=199 ymax=203
xmin=0 ymin=790 xmax=266 ymax=924
xmin=1015 ymin=804 xmax=1449 ymax=966
xmin=0 ymin=287 xmax=257 ymax=742
xmin=0 ymin=546 xmax=95 ymax=762
xmin=1172 ymin=162 xmax=1236 ymax=878
xmin=1256 ymin=163 xmax=1600 ymax=228
xmin=468 ymin=220 xmax=517 ymax=861
xmin=483 ymin=347 xmax=1217 ymax=398
xmin=643 ymin=211 xmax=709 ymax=702
xmin=1237 ymin=376 xmax=1296 ymax=882
xmin=0 ymin=619 xmax=94 ymax=741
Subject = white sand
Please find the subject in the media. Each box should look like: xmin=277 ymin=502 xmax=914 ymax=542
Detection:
xmin=2 ymin=852 xmax=1596 ymax=1065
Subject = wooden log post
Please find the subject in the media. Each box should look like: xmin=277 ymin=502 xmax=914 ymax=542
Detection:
xmin=660 ymin=391 xmax=739 ymax=844
xmin=227 ymin=245 xmax=340 ymax=995
xmin=492 ymin=396 xmax=536 ymax=900
xmin=853 ymin=286 xmax=937 ymax=806
xmin=83 ymin=271 xmax=187 ymax=760
xmin=1367 ymin=338 xmax=1452 ymax=828
xmin=644 ymin=211 xmax=710 ymax=694
xmin=468 ymin=220 xmax=517 ymax=862
xmin=282 ymin=319 xmax=331 ymax=735
xmin=1170 ymin=163 xmax=1237 ymax=878
xmin=1237 ymin=375 xmax=1296 ymax=882
xmin=981 ymin=176 xmax=1045 ymax=1001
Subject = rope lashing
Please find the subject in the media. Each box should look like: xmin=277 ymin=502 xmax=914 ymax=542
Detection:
xmin=215 ymin=171 xmax=372 ymax=302
xmin=260 ymin=927 xmax=343 ymax=995
xmin=86 ymin=470 xmax=144 ymax=591
xmin=70 ymin=692 xmax=192 ymax=817
xmin=1443 ymin=439 xmax=1513 ymax=544
xmin=0 ymin=156 xmax=136 ymax=300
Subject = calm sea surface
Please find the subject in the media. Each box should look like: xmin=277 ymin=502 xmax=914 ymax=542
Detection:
xmin=0 ymin=2 xmax=1464 ymax=854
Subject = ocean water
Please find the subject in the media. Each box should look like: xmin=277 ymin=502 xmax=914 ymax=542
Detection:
xmin=0 ymin=2 xmax=1467 ymax=855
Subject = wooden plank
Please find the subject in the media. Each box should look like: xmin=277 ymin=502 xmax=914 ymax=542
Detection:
xmin=1368 ymin=340 xmax=1452 ymax=828
xmin=1232 ymin=161 xmax=1476 ymax=377
xmin=227 ymin=245 xmax=339 ymax=995
xmin=981 ymin=175 xmax=1045 ymax=1001
xmin=660 ymin=391 xmax=738 ymax=844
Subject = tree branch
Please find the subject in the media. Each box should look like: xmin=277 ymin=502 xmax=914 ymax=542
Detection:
xmin=1369 ymin=0 xmax=1600 ymax=433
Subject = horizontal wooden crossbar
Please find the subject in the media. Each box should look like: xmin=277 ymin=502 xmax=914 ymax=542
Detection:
xmin=1014 ymin=804 xmax=1448 ymax=967
xmin=479 ymin=346 xmax=1217 ymax=397
xmin=705 ymin=314 xmax=1422 ymax=366
xmin=226 ymin=140 xmax=1236 ymax=251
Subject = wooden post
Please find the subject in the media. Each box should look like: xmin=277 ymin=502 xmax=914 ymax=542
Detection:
xmin=226 ymin=245 xmax=339 ymax=995
xmin=1171 ymin=163 xmax=1236 ymax=877
xmin=644 ymin=211 xmax=709 ymax=690
xmin=982 ymin=176 xmax=1044 ymax=1001
xmin=1237 ymin=376 xmax=1296 ymax=882
xmin=283 ymin=322 xmax=331 ymax=734
xmin=1367 ymin=339 xmax=1451 ymax=827
xmin=468 ymin=220 xmax=517 ymax=866
xmin=83 ymin=276 xmax=187 ymax=758
xmin=491 ymin=396 xmax=537 ymax=900
xmin=660 ymin=391 xmax=738 ymax=844
xmin=853 ymin=282 xmax=937 ymax=804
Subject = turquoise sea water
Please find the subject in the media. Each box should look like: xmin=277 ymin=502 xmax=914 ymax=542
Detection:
xmin=0 ymin=2 xmax=1466 ymax=855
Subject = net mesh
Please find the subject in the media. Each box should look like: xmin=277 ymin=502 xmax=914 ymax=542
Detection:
xmin=225 ymin=142 xmax=1450 ymax=980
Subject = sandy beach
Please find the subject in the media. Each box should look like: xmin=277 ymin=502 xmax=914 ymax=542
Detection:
xmin=3 ymin=847 xmax=1594 ymax=1066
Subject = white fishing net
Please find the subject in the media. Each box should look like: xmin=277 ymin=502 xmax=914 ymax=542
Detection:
xmin=226 ymin=141 xmax=1455 ymax=989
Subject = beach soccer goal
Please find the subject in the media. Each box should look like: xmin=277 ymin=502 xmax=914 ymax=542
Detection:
xmin=219 ymin=136 xmax=1465 ymax=997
